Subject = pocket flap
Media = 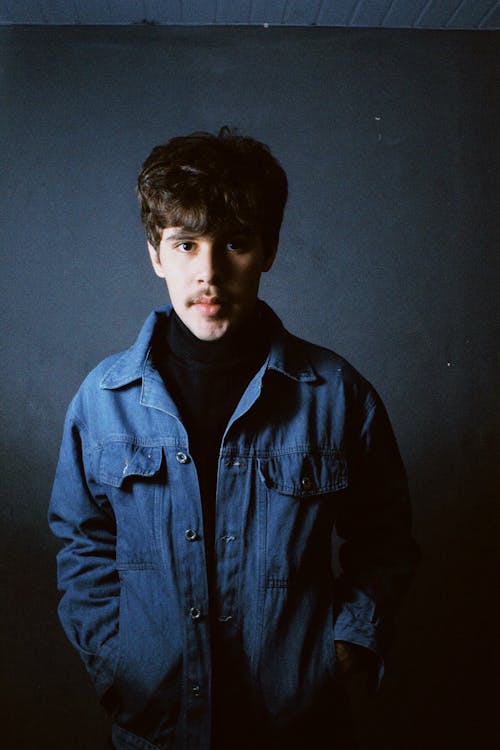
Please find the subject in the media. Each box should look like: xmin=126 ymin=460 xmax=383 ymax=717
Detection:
xmin=96 ymin=442 xmax=163 ymax=488
xmin=259 ymin=450 xmax=347 ymax=497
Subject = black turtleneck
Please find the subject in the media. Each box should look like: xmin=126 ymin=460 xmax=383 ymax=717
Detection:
xmin=153 ymin=306 xmax=270 ymax=567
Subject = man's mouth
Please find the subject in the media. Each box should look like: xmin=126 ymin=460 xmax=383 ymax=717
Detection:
xmin=191 ymin=295 xmax=225 ymax=317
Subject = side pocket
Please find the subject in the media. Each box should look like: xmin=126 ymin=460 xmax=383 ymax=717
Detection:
xmin=105 ymin=568 xmax=183 ymax=739
xmin=111 ymin=723 xmax=163 ymax=750
xmin=99 ymin=577 xmax=126 ymax=714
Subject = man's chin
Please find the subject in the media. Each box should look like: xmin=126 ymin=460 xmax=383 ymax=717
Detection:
xmin=188 ymin=316 xmax=232 ymax=342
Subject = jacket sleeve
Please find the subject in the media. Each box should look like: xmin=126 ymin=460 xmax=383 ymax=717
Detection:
xmin=333 ymin=390 xmax=419 ymax=679
xmin=48 ymin=404 xmax=120 ymax=699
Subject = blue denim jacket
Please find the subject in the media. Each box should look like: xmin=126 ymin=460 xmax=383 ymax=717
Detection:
xmin=49 ymin=304 xmax=417 ymax=750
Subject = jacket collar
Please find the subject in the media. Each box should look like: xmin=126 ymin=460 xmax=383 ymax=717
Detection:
xmin=99 ymin=307 xmax=163 ymax=390
xmin=99 ymin=303 xmax=318 ymax=390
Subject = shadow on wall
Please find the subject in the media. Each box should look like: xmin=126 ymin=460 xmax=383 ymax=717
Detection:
xmin=355 ymin=437 xmax=497 ymax=750
xmin=2 ymin=445 xmax=111 ymax=750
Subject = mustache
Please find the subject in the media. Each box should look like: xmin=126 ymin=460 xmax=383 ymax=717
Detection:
xmin=188 ymin=289 xmax=228 ymax=305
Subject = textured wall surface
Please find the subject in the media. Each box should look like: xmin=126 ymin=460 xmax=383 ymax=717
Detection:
xmin=1 ymin=0 xmax=499 ymax=28
xmin=1 ymin=25 xmax=497 ymax=749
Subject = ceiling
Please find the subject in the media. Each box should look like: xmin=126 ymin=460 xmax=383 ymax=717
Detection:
xmin=1 ymin=1 xmax=499 ymax=29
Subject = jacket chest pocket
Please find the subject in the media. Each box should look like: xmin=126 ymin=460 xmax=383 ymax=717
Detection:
xmin=258 ymin=450 xmax=348 ymax=585
xmin=94 ymin=441 xmax=164 ymax=565
xmin=96 ymin=442 xmax=163 ymax=488
xmin=259 ymin=450 xmax=347 ymax=497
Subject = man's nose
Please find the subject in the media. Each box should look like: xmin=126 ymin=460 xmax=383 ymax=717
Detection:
xmin=195 ymin=242 xmax=224 ymax=285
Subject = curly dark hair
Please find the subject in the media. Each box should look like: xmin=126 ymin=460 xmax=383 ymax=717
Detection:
xmin=136 ymin=127 xmax=288 ymax=256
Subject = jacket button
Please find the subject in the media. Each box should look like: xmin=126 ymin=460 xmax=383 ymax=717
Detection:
xmin=192 ymin=685 xmax=201 ymax=696
xmin=176 ymin=452 xmax=189 ymax=464
xmin=189 ymin=607 xmax=202 ymax=621
xmin=301 ymin=476 xmax=312 ymax=489
xmin=185 ymin=528 xmax=198 ymax=542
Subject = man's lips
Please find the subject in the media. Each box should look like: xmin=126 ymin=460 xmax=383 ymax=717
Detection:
xmin=191 ymin=296 xmax=225 ymax=316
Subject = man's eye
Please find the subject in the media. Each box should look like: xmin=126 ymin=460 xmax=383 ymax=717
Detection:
xmin=226 ymin=239 xmax=246 ymax=252
xmin=177 ymin=241 xmax=194 ymax=252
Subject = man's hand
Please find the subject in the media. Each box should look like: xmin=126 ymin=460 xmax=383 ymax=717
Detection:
xmin=335 ymin=640 xmax=378 ymax=698
xmin=335 ymin=640 xmax=361 ymax=677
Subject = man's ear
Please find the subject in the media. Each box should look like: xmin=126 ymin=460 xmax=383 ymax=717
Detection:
xmin=148 ymin=242 xmax=165 ymax=278
xmin=262 ymin=242 xmax=278 ymax=273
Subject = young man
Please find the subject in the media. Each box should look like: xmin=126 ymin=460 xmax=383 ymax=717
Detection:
xmin=49 ymin=129 xmax=418 ymax=750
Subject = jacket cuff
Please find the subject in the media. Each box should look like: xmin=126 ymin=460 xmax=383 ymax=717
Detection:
xmin=333 ymin=616 xmax=385 ymax=686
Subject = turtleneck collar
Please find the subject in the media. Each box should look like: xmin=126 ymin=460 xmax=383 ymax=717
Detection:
xmin=166 ymin=304 xmax=269 ymax=368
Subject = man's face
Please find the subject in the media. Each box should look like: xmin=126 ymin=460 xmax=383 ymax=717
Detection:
xmin=148 ymin=226 xmax=276 ymax=341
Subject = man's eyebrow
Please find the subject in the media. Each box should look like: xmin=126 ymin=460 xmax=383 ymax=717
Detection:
xmin=163 ymin=230 xmax=199 ymax=242
xmin=163 ymin=227 xmax=257 ymax=243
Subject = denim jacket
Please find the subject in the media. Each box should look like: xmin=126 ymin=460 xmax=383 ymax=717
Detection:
xmin=49 ymin=304 xmax=417 ymax=750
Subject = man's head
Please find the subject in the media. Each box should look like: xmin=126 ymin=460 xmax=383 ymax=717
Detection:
xmin=137 ymin=127 xmax=288 ymax=258
xmin=137 ymin=128 xmax=288 ymax=340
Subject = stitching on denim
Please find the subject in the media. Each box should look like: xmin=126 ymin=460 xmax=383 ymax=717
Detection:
xmin=220 ymin=446 xmax=345 ymax=459
xmin=89 ymin=436 xmax=183 ymax=453
xmin=117 ymin=562 xmax=160 ymax=571
xmin=267 ymin=577 xmax=289 ymax=589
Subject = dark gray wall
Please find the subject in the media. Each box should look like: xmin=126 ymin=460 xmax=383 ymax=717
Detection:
xmin=1 ymin=25 xmax=497 ymax=749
